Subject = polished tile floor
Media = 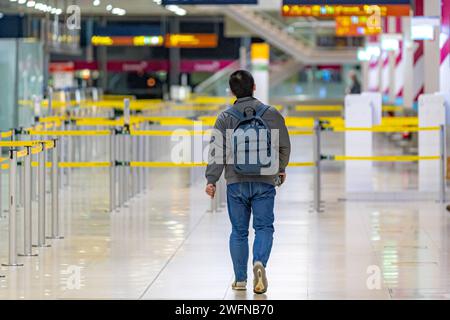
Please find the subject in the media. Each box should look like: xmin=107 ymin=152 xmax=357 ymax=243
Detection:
xmin=0 ymin=132 xmax=450 ymax=300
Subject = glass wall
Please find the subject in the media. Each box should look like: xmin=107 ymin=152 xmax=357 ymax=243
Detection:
xmin=0 ymin=39 xmax=17 ymax=132
xmin=0 ymin=39 xmax=43 ymax=132
xmin=17 ymin=39 xmax=44 ymax=128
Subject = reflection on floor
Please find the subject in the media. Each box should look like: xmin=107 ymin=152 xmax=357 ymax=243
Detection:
xmin=0 ymin=132 xmax=449 ymax=300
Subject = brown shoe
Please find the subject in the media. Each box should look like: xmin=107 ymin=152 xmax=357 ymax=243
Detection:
xmin=253 ymin=261 xmax=268 ymax=294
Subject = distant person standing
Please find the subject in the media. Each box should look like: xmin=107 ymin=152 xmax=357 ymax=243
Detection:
xmin=346 ymin=70 xmax=361 ymax=94
xmin=205 ymin=70 xmax=291 ymax=294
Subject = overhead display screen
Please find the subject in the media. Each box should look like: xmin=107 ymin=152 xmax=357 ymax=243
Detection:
xmin=282 ymin=1 xmax=411 ymax=17
xmin=282 ymin=1 xmax=410 ymax=4
xmin=162 ymin=0 xmax=258 ymax=4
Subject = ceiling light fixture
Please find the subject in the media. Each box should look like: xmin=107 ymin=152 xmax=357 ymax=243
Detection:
xmin=166 ymin=5 xmax=186 ymax=16
xmin=111 ymin=7 xmax=126 ymax=16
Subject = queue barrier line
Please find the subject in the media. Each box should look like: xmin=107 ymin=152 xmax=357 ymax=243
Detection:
xmin=1 ymin=161 xmax=316 ymax=169
xmin=130 ymin=130 xmax=206 ymax=136
xmin=295 ymin=105 xmax=405 ymax=112
xmin=130 ymin=161 xmax=316 ymax=168
xmin=1 ymin=130 xmax=14 ymax=139
xmin=24 ymin=127 xmax=433 ymax=137
xmin=33 ymin=115 xmax=421 ymax=129
xmin=28 ymin=130 xmax=111 ymax=136
xmin=58 ymin=162 xmax=111 ymax=168
xmin=0 ymin=140 xmax=55 ymax=148
xmin=330 ymin=126 xmax=440 ymax=133
xmin=333 ymin=155 xmax=440 ymax=162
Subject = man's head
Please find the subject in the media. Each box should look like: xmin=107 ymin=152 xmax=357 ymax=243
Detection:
xmin=229 ymin=70 xmax=256 ymax=99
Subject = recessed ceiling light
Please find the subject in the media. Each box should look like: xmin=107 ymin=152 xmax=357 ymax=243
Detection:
xmin=18 ymin=0 xmax=27 ymax=4
xmin=106 ymin=4 xmax=112 ymax=11
xmin=93 ymin=0 xmax=101 ymax=6
xmin=26 ymin=1 xmax=36 ymax=7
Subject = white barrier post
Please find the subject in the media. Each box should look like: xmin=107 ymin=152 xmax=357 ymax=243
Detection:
xmin=110 ymin=129 xmax=116 ymax=212
xmin=34 ymin=143 xmax=50 ymax=248
xmin=48 ymin=139 xmax=63 ymax=239
xmin=312 ymin=120 xmax=322 ymax=213
xmin=418 ymin=94 xmax=447 ymax=196
xmin=440 ymin=124 xmax=446 ymax=203
xmin=344 ymin=93 xmax=381 ymax=196
xmin=19 ymin=147 xmax=37 ymax=257
xmin=2 ymin=150 xmax=23 ymax=267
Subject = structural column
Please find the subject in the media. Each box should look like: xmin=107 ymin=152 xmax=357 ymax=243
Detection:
xmin=424 ymin=0 xmax=441 ymax=94
xmin=251 ymin=43 xmax=270 ymax=105
xmin=402 ymin=16 xmax=414 ymax=108
xmin=440 ymin=0 xmax=450 ymax=93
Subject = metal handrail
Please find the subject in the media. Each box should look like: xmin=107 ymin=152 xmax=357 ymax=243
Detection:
xmin=194 ymin=60 xmax=241 ymax=94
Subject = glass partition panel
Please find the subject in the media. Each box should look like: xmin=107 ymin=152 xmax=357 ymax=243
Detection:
xmin=0 ymin=39 xmax=18 ymax=132
xmin=17 ymin=39 xmax=44 ymax=128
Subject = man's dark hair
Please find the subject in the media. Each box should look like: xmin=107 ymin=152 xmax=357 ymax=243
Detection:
xmin=229 ymin=70 xmax=255 ymax=98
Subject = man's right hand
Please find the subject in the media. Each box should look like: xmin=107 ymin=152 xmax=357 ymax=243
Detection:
xmin=279 ymin=172 xmax=286 ymax=185
xmin=205 ymin=184 xmax=216 ymax=198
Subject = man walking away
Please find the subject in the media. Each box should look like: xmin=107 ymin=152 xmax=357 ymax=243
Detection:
xmin=205 ymin=70 xmax=291 ymax=294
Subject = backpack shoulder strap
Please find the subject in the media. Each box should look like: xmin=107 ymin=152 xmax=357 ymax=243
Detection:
xmin=224 ymin=106 xmax=244 ymax=121
xmin=255 ymin=104 xmax=270 ymax=118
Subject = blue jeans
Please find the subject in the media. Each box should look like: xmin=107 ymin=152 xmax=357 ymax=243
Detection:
xmin=226 ymin=182 xmax=276 ymax=282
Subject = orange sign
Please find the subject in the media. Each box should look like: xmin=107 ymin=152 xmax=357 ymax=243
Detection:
xmin=282 ymin=4 xmax=411 ymax=17
xmin=91 ymin=36 xmax=164 ymax=46
xmin=165 ymin=34 xmax=218 ymax=48
xmin=335 ymin=16 xmax=382 ymax=36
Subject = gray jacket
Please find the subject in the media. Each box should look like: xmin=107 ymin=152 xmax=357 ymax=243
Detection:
xmin=205 ymin=96 xmax=291 ymax=186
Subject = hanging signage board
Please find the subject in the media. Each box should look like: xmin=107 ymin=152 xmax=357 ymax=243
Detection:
xmin=91 ymin=36 xmax=164 ymax=46
xmin=282 ymin=1 xmax=411 ymax=17
xmin=162 ymin=0 xmax=257 ymax=4
xmin=336 ymin=16 xmax=382 ymax=36
xmin=165 ymin=34 xmax=218 ymax=48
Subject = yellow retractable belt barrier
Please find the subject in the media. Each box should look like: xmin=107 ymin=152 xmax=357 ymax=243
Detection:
xmin=16 ymin=161 xmax=315 ymax=169
xmin=75 ymin=119 xmax=123 ymax=126
xmin=130 ymin=162 xmax=315 ymax=168
xmin=58 ymin=162 xmax=111 ymax=168
xmin=0 ymin=140 xmax=54 ymax=148
xmin=130 ymin=130 xmax=206 ymax=136
xmin=334 ymin=155 xmax=440 ymax=162
xmin=130 ymin=162 xmax=206 ymax=168
xmin=1 ymin=130 xmax=14 ymax=139
xmin=331 ymin=126 xmax=439 ymax=133
xmin=295 ymin=105 xmax=405 ymax=112
xmin=17 ymin=149 xmax=29 ymax=158
xmin=289 ymin=162 xmax=315 ymax=167
xmin=28 ymin=130 xmax=111 ymax=136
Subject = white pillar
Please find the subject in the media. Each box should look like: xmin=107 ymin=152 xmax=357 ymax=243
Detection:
xmin=402 ymin=17 xmax=414 ymax=109
xmin=251 ymin=43 xmax=270 ymax=105
xmin=345 ymin=93 xmax=381 ymax=193
xmin=418 ymin=94 xmax=447 ymax=191
xmin=388 ymin=17 xmax=397 ymax=103
xmin=377 ymin=53 xmax=384 ymax=95
xmin=361 ymin=60 xmax=369 ymax=92
xmin=424 ymin=0 xmax=441 ymax=94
